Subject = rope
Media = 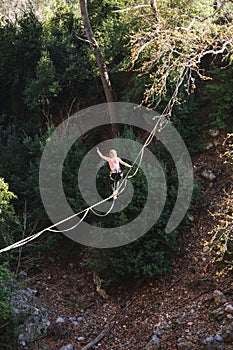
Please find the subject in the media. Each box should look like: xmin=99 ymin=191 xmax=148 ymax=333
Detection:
xmin=90 ymin=198 xmax=116 ymax=217
xmin=0 ymin=194 xmax=114 ymax=254
xmin=117 ymin=115 xmax=163 ymax=194
xmin=0 ymin=112 xmax=168 ymax=254
xmin=47 ymin=209 xmax=90 ymax=232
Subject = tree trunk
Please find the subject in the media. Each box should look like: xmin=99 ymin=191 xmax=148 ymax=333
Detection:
xmin=79 ymin=0 xmax=117 ymax=137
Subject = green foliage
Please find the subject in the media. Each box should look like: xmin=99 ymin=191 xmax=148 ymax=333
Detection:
xmin=172 ymin=93 xmax=205 ymax=154
xmin=0 ymin=263 xmax=17 ymax=349
xmin=0 ymin=115 xmax=50 ymax=230
xmin=0 ymin=114 xmax=89 ymax=253
xmin=0 ymin=178 xmax=19 ymax=262
xmin=87 ymin=0 xmax=141 ymax=72
xmin=0 ymin=181 xmax=17 ymax=348
xmin=204 ymin=64 xmax=233 ymax=129
xmin=24 ymin=50 xmax=61 ymax=112
xmin=0 ymin=9 xmax=43 ymax=115
xmin=0 ymin=264 xmax=13 ymax=322
xmin=0 ymin=4 xmax=94 ymax=120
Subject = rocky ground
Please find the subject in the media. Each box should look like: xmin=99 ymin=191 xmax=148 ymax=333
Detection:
xmin=23 ymin=133 xmax=232 ymax=350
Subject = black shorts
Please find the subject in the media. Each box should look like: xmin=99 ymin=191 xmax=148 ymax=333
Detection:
xmin=110 ymin=171 xmax=123 ymax=182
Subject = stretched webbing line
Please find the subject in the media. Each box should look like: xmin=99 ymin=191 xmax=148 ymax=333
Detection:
xmin=90 ymin=198 xmax=116 ymax=217
xmin=0 ymin=194 xmax=113 ymax=254
xmin=47 ymin=209 xmax=90 ymax=232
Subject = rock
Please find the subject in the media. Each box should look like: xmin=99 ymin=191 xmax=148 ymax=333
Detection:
xmin=187 ymin=214 xmax=194 ymax=222
xmin=214 ymin=334 xmax=224 ymax=343
xmin=225 ymin=304 xmax=233 ymax=315
xmin=177 ymin=341 xmax=193 ymax=349
xmin=225 ymin=314 xmax=233 ymax=323
xmin=77 ymin=336 xmax=85 ymax=342
xmin=11 ymin=287 xmax=50 ymax=348
xmin=68 ymin=317 xmax=76 ymax=321
xmin=56 ymin=317 xmax=65 ymax=323
xmin=221 ymin=325 xmax=233 ymax=342
xmin=201 ymin=169 xmax=216 ymax=181
xmin=154 ymin=330 xmax=162 ymax=337
xmin=209 ymin=128 xmax=220 ymax=137
xmin=213 ymin=290 xmax=227 ymax=306
xmin=202 ymin=336 xmax=218 ymax=350
xmin=206 ymin=142 xmax=214 ymax=150
xmin=145 ymin=335 xmax=161 ymax=349
xmin=209 ymin=308 xmax=225 ymax=321
xmin=77 ymin=316 xmax=83 ymax=322
xmin=60 ymin=345 xmax=74 ymax=350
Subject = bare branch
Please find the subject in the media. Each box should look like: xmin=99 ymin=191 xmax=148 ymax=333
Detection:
xmin=76 ymin=35 xmax=92 ymax=45
xmin=81 ymin=322 xmax=114 ymax=350
xmin=200 ymin=41 xmax=232 ymax=60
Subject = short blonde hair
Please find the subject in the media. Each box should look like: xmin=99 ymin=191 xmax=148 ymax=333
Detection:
xmin=109 ymin=149 xmax=117 ymax=157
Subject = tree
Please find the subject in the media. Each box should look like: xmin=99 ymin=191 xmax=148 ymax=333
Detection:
xmin=126 ymin=0 xmax=233 ymax=114
xmin=79 ymin=0 xmax=118 ymax=136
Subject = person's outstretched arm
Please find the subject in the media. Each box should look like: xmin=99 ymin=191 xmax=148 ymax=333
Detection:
xmin=97 ymin=147 xmax=109 ymax=162
xmin=119 ymin=158 xmax=132 ymax=168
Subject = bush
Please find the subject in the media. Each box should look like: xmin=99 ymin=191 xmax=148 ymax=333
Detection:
xmin=0 ymin=177 xmax=20 ymax=261
xmin=205 ymin=64 xmax=233 ymax=129
xmin=0 ymin=179 xmax=18 ymax=348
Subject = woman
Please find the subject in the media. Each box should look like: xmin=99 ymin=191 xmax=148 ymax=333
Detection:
xmin=97 ymin=147 xmax=132 ymax=198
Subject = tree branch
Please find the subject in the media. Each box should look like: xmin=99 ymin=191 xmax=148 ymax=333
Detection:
xmin=80 ymin=322 xmax=115 ymax=350
xmin=200 ymin=40 xmax=232 ymax=60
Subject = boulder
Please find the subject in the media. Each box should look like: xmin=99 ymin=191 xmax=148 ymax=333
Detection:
xmin=11 ymin=287 xmax=50 ymax=348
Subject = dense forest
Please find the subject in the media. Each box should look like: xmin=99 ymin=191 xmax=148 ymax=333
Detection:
xmin=0 ymin=0 xmax=233 ymax=349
